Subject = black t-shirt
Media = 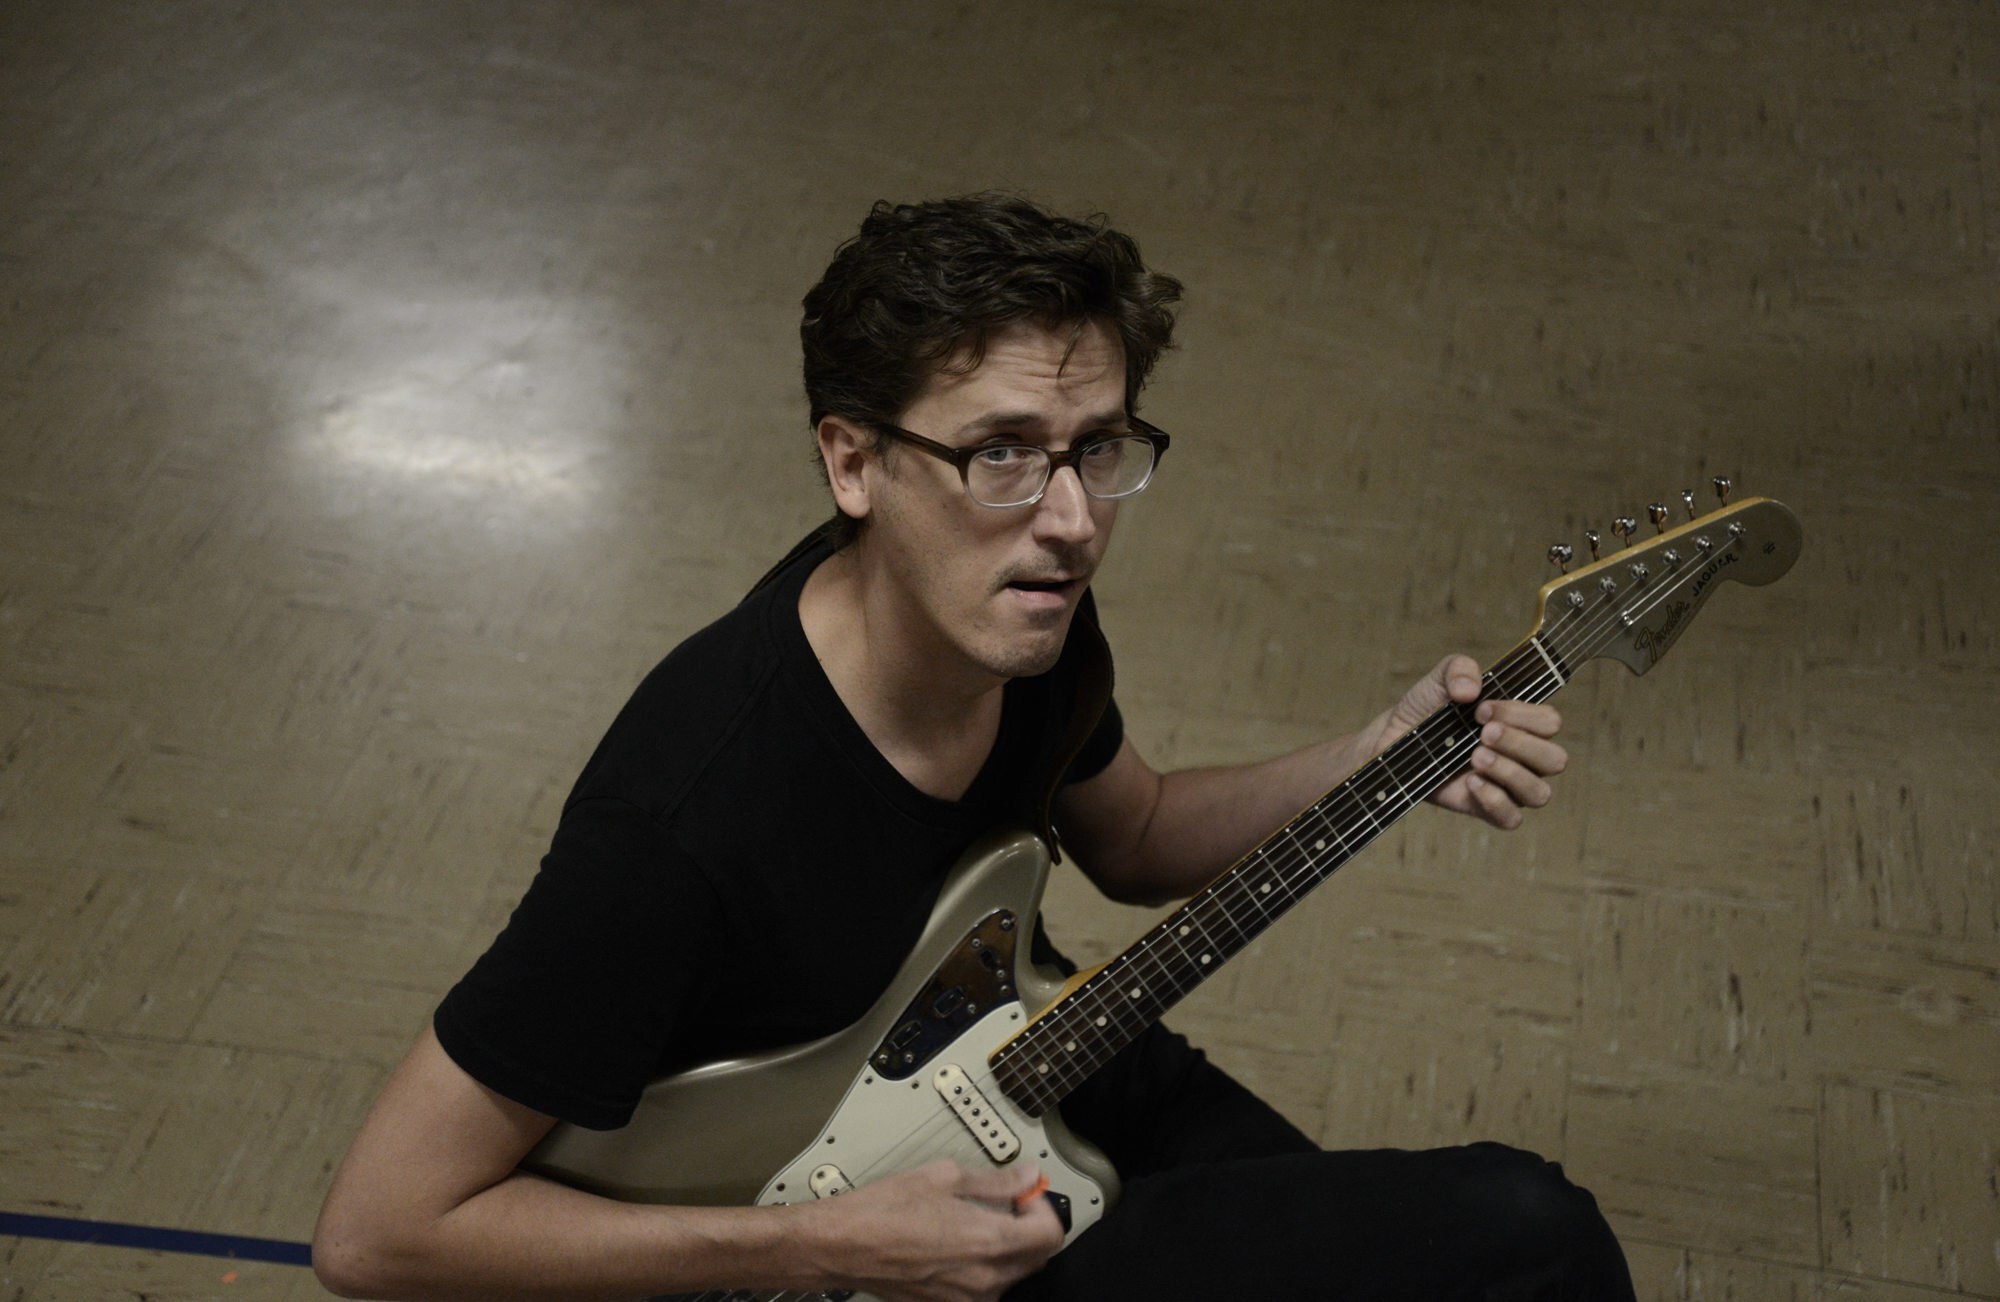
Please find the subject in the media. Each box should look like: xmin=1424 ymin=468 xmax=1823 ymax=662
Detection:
xmin=434 ymin=532 xmax=1123 ymax=1129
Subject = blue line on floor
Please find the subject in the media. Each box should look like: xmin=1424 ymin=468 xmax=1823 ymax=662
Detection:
xmin=0 ymin=1211 xmax=312 ymax=1266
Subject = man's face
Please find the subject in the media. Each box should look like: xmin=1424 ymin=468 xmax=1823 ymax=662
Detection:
xmin=858 ymin=317 xmax=1129 ymax=687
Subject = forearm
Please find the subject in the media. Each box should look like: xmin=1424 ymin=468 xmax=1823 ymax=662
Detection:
xmin=1060 ymin=656 xmax=1565 ymax=908
xmin=1079 ymin=725 xmax=1384 ymax=907
xmin=317 ymin=1029 xmax=1064 ymax=1302
xmin=317 ymin=1166 xmax=838 ymax=1301
xmin=314 ymin=1026 xmax=861 ymax=1302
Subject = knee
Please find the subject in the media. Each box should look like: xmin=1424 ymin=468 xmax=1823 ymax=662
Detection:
xmin=1453 ymin=1142 xmax=1619 ymax=1255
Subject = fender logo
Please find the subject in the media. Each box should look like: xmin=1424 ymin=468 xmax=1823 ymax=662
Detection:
xmin=1634 ymin=600 xmax=1693 ymax=666
xmin=1634 ymin=542 xmax=1738 ymax=666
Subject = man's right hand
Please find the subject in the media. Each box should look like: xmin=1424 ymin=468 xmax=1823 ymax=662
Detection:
xmin=803 ymin=1160 xmax=1067 ymax=1302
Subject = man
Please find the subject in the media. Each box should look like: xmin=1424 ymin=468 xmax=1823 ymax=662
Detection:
xmin=315 ymin=195 xmax=1634 ymax=1300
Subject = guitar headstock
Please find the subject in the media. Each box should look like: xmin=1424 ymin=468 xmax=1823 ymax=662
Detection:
xmin=1533 ymin=485 xmax=1802 ymax=676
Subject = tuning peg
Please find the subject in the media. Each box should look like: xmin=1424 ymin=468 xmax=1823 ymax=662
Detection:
xmin=1681 ymin=489 xmax=1697 ymax=519
xmin=1612 ymin=515 xmax=1638 ymax=548
xmin=1648 ymin=502 xmax=1670 ymax=534
xmin=1547 ymin=543 xmax=1574 ymax=574
xmin=1712 ymin=475 xmax=1732 ymax=506
xmin=1584 ymin=528 xmax=1601 ymax=562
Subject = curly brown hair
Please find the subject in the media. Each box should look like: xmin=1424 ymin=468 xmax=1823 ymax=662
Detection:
xmin=800 ymin=194 xmax=1182 ymax=545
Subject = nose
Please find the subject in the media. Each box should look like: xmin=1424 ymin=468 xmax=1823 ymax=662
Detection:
xmin=1030 ymin=463 xmax=1100 ymax=545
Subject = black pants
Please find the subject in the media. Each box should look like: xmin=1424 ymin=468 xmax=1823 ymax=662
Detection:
xmin=1009 ymin=1025 xmax=1636 ymax=1302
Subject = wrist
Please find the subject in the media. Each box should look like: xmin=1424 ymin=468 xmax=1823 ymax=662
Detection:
xmin=768 ymin=1196 xmax=860 ymax=1293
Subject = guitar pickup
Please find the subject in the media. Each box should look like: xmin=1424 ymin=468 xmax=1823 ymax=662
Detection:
xmin=933 ymin=1064 xmax=1019 ymax=1162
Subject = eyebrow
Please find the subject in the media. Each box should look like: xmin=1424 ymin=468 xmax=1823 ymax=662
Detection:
xmin=950 ymin=410 xmax=1134 ymax=440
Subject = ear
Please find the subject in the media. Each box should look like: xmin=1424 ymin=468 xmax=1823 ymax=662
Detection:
xmin=816 ymin=416 xmax=878 ymax=523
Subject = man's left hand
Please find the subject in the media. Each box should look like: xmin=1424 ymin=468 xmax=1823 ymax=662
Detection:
xmin=1376 ymin=654 xmax=1566 ymax=830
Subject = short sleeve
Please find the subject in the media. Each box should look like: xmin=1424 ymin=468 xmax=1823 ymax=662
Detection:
xmin=1061 ymin=696 xmax=1124 ymax=785
xmin=434 ymin=797 xmax=725 ymax=1130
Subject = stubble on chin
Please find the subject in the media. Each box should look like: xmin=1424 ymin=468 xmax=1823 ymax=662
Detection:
xmin=975 ymin=609 xmax=1074 ymax=681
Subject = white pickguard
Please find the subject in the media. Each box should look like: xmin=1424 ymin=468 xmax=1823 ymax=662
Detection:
xmin=527 ymin=830 xmax=1120 ymax=1302
xmin=756 ymin=1003 xmax=1110 ymax=1247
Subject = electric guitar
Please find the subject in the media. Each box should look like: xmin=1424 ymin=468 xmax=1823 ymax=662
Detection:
xmin=525 ymin=487 xmax=1803 ymax=1302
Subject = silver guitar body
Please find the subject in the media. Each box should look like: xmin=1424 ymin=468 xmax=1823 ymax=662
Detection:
xmin=524 ymin=829 xmax=1118 ymax=1301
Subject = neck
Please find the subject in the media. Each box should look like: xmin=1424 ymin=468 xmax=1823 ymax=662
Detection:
xmin=799 ymin=546 xmax=1005 ymax=801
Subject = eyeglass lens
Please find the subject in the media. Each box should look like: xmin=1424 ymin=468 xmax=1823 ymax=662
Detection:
xmin=967 ymin=436 xmax=1157 ymax=507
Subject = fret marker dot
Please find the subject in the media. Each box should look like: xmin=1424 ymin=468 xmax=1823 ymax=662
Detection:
xmin=1128 ymin=987 xmax=1142 ymax=1000
xmin=1199 ymin=954 xmax=1212 ymax=965
xmin=1037 ymin=1062 xmax=1050 ymax=1074
xmin=1065 ymin=1040 xmax=1077 ymax=1053
xmin=1313 ymin=839 xmax=1326 ymax=852
xmin=1095 ymin=1016 xmax=1108 ymax=1027
xmin=1376 ymin=790 xmax=1387 ymax=802
xmin=1178 ymin=925 xmax=1191 ymax=937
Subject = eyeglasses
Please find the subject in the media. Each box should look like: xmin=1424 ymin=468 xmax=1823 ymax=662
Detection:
xmin=868 ymin=417 xmax=1171 ymax=509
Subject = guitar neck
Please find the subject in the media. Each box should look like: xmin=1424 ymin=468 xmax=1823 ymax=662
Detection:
xmin=991 ymin=494 xmax=1801 ymax=1117
xmin=992 ymin=636 xmax=1569 ymax=1116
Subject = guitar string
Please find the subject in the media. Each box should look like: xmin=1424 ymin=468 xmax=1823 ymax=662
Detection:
xmin=1002 ymin=702 xmax=1497 ymax=1106
xmin=685 ymin=522 xmax=1756 ymax=1297
xmin=1000 ymin=545 xmax=1714 ymax=1107
xmin=710 ymin=526 xmax=1754 ymax=1298
xmin=1003 ymin=686 xmax=1515 ymax=1102
xmin=886 ymin=524 xmax=1749 ymax=1280
xmin=996 ymin=525 xmax=1752 ymax=1107
xmin=1010 ymin=526 xmax=1747 ymax=1104
xmin=908 ymin=516 xmax=1741 ymax=1115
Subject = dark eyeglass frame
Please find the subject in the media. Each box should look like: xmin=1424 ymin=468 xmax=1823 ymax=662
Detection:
xmin=866 ymin=416 xmax=1172 ymax=508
